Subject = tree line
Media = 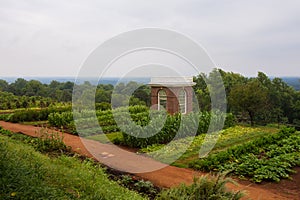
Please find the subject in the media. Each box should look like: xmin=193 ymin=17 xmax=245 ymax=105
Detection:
xmin=0 ymin=79 xmax=73 ymax=102
xmin=0 ymin=78 xmax=150 ymax=110
xmin=193 ymin=69 xmax=300 ymax=126
xmin=0 ymin=70 xmax=299 ymax=127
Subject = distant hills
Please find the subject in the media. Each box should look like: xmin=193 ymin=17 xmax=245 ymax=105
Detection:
xmin=0 ymin=76 xmax=299 ymax=90
xmin=280 ymin=77 xmax=300 ymax=91
xmin=0 ymin=77 xmax=150 ymax=86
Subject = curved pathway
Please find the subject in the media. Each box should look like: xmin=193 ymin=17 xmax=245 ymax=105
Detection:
xmin=0 ymin=121 xmax=298 ymax=200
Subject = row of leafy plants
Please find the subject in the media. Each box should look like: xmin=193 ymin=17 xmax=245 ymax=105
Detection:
xmin=0 ymin=106 xmax=72 ymax=123
xmin=122 ymin=111 xmax=235 ymax=148
xmin=189 ymin=127 xmax=300 ymax=183
xmin=139 ymin=126 xmax=278 ymax=167
xmin=48 ymin=106 xmax=235 ymax=141
xmin=48 ymin=105 xmax=150 ymax=134
xmin=0 ymin=103 xmax=236 ymax=144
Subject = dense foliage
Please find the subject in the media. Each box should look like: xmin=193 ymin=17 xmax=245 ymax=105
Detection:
xmin=0 ymin=79 xmax=150 ymax=109
xmin=1 ymin=69 xmax=299 ymax=128
xmin=0 ymin=79 xmax=74 ymax=102
xmin=0 ymin=91 xmax=57 ymax=110
xmin=193 ymin=69 xmax=300 ymax=127
xmin=122 ymin=111 xmax=235 ymax=148
xmin=189 ymin=127 xmax=300 ymax=182
xmin=46 ymin=105 xmax=235 ymax=143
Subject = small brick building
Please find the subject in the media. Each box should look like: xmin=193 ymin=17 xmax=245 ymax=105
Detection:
xmin=149 ymin=77 xmax=195 ymax=114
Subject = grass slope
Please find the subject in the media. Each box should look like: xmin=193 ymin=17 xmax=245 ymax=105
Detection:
xmin=0 ymin=134 xmax=146 ymax=200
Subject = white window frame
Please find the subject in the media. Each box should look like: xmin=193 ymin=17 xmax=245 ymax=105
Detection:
xmin=179 ymin=89 xmax=187 ymax=114
xmin=158 ymin=90 xmax=167 ymax=111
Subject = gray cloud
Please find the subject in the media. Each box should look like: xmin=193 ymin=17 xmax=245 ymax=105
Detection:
xmin=0 ymin=0 xmax=299 ymax=77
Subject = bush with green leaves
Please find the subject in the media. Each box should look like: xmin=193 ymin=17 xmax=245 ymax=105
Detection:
xmin=95 ymin=102 xmax=112 ymax=110
xmin=156 ymin=174 xmax=243 ymax=200
xmin=115 ymin=175 xmax=158 ymax=198
xmin=48 ymin=111 xmax=74 ymax=129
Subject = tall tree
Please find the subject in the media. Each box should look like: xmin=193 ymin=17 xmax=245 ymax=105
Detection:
xmin=193 ymin=73 xmax=211 ymax=111
xmin=0 ymin=80 xmax=9 ymax=92
xmin=229 ymin=80 xmax=269 ymax=126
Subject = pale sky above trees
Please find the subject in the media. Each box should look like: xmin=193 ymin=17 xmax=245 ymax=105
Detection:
xmin=0 ymin=0 xmax=299 ymax=77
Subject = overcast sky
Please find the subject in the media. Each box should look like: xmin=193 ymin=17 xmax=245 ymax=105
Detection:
xmin=0 ymin=0 xmax=299 ymax=77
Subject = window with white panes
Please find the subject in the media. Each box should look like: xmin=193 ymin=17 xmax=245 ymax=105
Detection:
xmin=179 ymin=89 xmax=187 ymax=114
xmin=158 ymin=90 xmax=167 ymax=111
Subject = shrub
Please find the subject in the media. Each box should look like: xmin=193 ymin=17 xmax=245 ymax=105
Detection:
xmin=95 ymin=102 xmax=111 ymax=111
xmin=34 ymin=128 xmax=69 ymax=153
xmin=48 ymin=112 xmax=74 ymax=128
xmin=116 ymin=175 xmax=158 ymax=198
xmin=156 ymin=174 xmax=243 ymax=200
xmin=224 ymin=113 xmax=236 ymax=128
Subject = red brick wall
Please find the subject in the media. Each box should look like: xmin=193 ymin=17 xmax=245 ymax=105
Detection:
xmin=150 ymin=86 xmax=194 ymax=114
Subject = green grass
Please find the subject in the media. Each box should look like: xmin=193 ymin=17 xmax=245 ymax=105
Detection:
xmin=85 ymin=132 xmax=123 ymax=144
xmin=0 ymin=134 xmax=146 ymax=200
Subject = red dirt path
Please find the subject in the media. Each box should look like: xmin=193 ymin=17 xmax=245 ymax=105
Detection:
xmin=0 ymin=121 xmax=299 ymax=200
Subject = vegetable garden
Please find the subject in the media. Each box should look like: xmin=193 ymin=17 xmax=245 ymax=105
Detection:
xmin=46 ymin=105 xmax=235 ymax=147
xmin=0 ymin=103 xmax=299 ymax=185
xmin=189 ymin=127 xmax=300 ymax=183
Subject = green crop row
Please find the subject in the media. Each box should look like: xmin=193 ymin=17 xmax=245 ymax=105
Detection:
xmin=47 ymin=107 xmax=235 ymax=141
xmin=47 ymin=105 xmax=150 ymax=135
xmin=2 ymin=106 xmax=72 ymax=123
xmin=189 ymin=127 xmax=300 ymax=182
xmin=122 ymin=112 xmax=235 ymax=148
xmin=44 ymin=106 xmax=235 ymax=142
